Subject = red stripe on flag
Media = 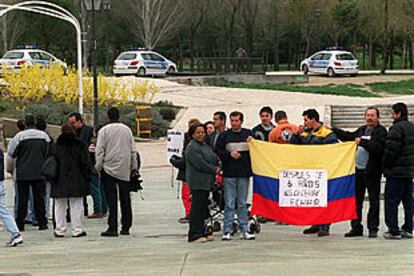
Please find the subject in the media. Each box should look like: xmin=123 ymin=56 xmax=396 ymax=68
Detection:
xmin=251 ymin=193 xmax=357 ymax=226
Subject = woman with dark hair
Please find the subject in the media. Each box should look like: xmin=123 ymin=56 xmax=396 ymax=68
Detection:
xmin=185 ymin=123 xmax=219 ymax=243
xmin=51 ymin=123 xmax=92 ymax=238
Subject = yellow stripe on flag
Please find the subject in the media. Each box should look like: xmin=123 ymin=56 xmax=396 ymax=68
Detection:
xmin=249 ymin=140 xmax=356 ymax=179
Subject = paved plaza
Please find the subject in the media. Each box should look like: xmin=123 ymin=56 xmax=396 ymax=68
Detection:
xmin=0 ymin=142 xmax=413 ymax=275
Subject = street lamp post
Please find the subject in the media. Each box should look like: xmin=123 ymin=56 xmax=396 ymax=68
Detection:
xmin=84 ymin=0 xmax=103 ymax=129
xmin=314 ymin=8 xmax=322 ymax=50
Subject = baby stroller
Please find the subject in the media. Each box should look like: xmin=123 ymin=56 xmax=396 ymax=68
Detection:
xmin=205 ymin=174 xmax=261 ymax=236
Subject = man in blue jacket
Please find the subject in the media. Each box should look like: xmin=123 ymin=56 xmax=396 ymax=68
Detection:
xmin=216 ymin=111 xmax=255 ymax=241
xmin=291 ymin=109 xmax=338 ymax=237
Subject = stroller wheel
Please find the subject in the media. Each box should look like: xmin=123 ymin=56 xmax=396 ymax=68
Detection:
xmin=231 ymin=222 xmax=238 ymax=236
xmin=206 ymin=225 xmax=214 ymax=236
xmin=213 ymin=221 xmax=221 ymax=232
xmin=255 ymin=223 xmax=261 ymax=234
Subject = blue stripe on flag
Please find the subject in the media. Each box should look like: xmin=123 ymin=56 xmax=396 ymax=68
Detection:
xmin=253 ymin=174 xmax=355 ymax=203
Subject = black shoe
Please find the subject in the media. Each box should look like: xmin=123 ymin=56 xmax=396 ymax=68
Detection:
xmin=120 ymin=229 xmax=130 ymax=235
xmin=368 ymin=231 xmax=378 ymax=238
xmin=317 ymin=229 xmax=330 ymax=237
xmin=101 ymin=229 xmax=118 ymax=237
xmin=344 ymin=229 xmax=363 ymax=238
xmin=17 ymin=225 xmax=25 ymax=232
xmin=73 ymin=231 xmax=87 ymax=238
xmin=303 ymin=227 xmax=320 ymax=235
xmin=257 ymin=216 xmax=268 ymax=224
xmin=39 ymin=225 xmax=48 ymax=231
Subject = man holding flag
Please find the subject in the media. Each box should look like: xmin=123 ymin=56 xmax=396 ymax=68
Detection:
xmin=290 ymin=109 xmax=338 ymax=237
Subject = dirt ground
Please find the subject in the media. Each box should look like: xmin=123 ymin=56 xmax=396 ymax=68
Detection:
xmin=305 ymin=74 xmax=414 ymax=86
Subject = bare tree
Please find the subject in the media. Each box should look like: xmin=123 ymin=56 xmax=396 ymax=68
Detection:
xmin=119 ymin=0 xmax=183 ymax=49
xmin=0 ymin=0 xmax=25 ymax=53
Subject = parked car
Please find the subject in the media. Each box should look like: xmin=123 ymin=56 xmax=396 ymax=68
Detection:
xmin=300 ymin=49 xmax=359 ymax=77
xmin=0 ymin=46 xmax=68 ymax=74
xmin=113 ymin=49 xmax=177 ymax=77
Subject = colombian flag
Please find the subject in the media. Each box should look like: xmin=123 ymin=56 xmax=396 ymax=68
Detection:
xmin=249 ymin=140 xmax=357 ymax=225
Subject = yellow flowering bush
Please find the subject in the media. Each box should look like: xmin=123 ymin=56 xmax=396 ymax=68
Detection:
xmin=1 ymin=64 xmax=159 ymax=108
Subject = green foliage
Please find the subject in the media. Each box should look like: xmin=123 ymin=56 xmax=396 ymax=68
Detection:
xmin=367 ymin=79 xmax=414 ymax=95
xmin=0 ymin=100 xmax=9 ymax=113
xmin=151 ymin=109 xmax=170 ymax=138
xmin=25 ymin=102 xmax=78 ymax=125
xmin=225 ymin=82 xmax=378 ymax=98
xmin=159 ymin=108 xmax=177 ymax=122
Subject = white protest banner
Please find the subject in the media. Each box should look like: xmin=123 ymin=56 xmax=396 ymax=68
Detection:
xmin=279 ymin=169 xmax=328 ymax=208
xmin=167 ymin=130 xmax=185 ymax=163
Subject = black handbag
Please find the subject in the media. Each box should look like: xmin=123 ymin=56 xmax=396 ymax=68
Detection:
xmin=41 ymin=155 xmax=58 ymax=180
xmin=130 ymin=171 xmax=143 ymax=193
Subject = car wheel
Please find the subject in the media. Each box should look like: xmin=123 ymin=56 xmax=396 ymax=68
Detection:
xmin=302 ymin=64 xmax=309 ymax=74
xmin=350 ymin=74 xmax=357 ymax=77
xmin=137 ymin=67 xmax=146 ymax=77
xmin=327 ymin=67 xmax=335 ymax=77
xmin=167 ymin=66 xmax=175 ymax=74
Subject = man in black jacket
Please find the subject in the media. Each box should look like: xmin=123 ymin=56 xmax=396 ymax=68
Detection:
xmin=7 ymin=115 xmax=50 ymax=231
xmin=333 ymin=107 xmax=387 ymax=238
xmin=216 ymin=111 xmax=255 ymax=241
xmin=382 ymin=103 xmax=414 ymax=240
xmin=206 ymin=111 xmax=226 ymax=150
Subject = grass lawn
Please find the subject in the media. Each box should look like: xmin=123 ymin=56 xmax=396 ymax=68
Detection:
xmin=225 ymin=82 xmax=378 ymax=98
xmin=367 ymin=79 xmax=414 ymax=95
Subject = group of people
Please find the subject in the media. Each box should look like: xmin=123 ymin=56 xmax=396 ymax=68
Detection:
xmin=0 ymin=107 xmax=138 ymax=246
xmin=172 ymin=102 xmax=414 ymax=243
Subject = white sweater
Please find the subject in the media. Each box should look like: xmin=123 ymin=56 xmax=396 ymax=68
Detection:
xmin=95 ymin=122 xmax=138 ymax=182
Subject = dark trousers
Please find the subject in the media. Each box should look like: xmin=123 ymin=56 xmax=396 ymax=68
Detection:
xmin=188 ymin=189 xmax=209 ymax=242
xmin=351 ymin=170 xmax=381 ymax=232
xmin=101 ymin=171 xmax=132 ymax=231
xmin=16 ymin=180 xmax=47 ymax=229
xmin=384 ymin=177 xmax=413 ymax=235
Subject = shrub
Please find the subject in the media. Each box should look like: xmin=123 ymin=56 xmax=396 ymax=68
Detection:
xmin=159 ymin=107 xmax=177 ymax=122
xmin=0 ymin=100 xmax=9 ymax=113
xmin=151 ymin=109 xmax=170 ymax=138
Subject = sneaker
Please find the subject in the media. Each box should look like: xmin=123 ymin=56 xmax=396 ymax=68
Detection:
xmin=239 ymin=232 xmax=256 ymax=240
xmin=178 ymin=216 xmax=189 ymax=224
xmin=344 ymin=229 xmax=363 ymax=238
xmin=72 ymin=231 xmax=87 ymax=238
xmin=192 ymin=237 xmax=207 ymax=243
xmin=368 ymin=231 xmax=378 ymax=238
xmin=54 ymin=232 xmax=65 ymax=238
xmin=383 ymin=232 xmax=401 ymax=240
xmin=317 ymin=230 xmax=330 ymax=237
xmin=8 ymin=234 xmax=23 ymax=247
xmin=205 ymin=235 xmax=214 ymax=242
xmin=400 ymin=230 xmax=413 ymax=239
xmin=303 ymin=226 xmax=320 ymax=235
xmin=221 ymin=233 xmax=231 ymax=241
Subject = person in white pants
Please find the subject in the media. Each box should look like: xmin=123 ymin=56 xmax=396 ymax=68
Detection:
xmin=51 ymin=123 xmax=92 ymax=238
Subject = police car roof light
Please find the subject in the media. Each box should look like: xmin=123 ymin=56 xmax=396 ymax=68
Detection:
xmin=325 ymin=46 xmax=345 ymax=51
xmin=16 ymin=44 xmax=38 ymax=49
xmin=129 ymin=47 xmax=152 ymax=51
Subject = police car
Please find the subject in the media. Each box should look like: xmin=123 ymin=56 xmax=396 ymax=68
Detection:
xmin=0 ymin=46 xmax=68 ymax=74
xmin=300 ymin=48 xmax=359 ymax=77
xmin=113 ymin=49 xmax=177 ymax=77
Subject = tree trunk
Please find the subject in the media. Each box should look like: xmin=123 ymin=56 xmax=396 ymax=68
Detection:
xmin=1 ymin=17 xmax=8 ymax=53
xmin=410 ymin=39 xmax=414 ymax=69
xmin=381 ymin=0 xmax=388 ymax=74
xmin=389 ymin=30 xmax=394 ymax=70
xmin=362 ymin=43 xmax=366 ymax=70
xmin=189 ymin=29 xmax=195 ymax=70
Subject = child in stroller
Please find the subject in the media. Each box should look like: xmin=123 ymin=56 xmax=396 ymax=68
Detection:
xmin=205 ymin=174 xmax=260 ymax=236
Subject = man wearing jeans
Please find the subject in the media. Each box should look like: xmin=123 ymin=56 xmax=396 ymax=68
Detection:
xmin=216 ymin=111 xmax=255 ymax=241
xmin=1 ymin=149 xmax=23 ymax=247
xmin=383 ymin=103 xmax=414 ymax=240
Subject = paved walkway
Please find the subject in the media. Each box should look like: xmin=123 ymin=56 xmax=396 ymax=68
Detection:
xmin=0 ymin=142 xmax=413 ymax=275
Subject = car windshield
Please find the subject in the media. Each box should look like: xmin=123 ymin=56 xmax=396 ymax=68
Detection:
xmin=118 ymin=53 xmax=137 ymax=60
xmin=3 ymin=52 xmax=24 ymax=59
xmin=336 ymin=54 xmax=355 ymax=61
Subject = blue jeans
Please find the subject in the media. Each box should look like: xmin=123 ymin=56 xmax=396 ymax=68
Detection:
xmin=90 ymin=174 xmax=107 ymax=214
xmin=384 ymin=177 xmax=413 ymax=235
xmin=0 ymin=181 xmax=20 ymax=238
xmin=223 ymin=177 xmax=250 ymax=234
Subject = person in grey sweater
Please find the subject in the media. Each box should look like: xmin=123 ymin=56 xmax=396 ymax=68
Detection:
xmin=186 ymin=123 xmax=219 ymax=243
xmin=95 ymin=107 xmax=138 ymax=237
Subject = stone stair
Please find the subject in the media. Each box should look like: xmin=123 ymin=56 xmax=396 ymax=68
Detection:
xmin=331 ymin=104 xmax=414 ymax=129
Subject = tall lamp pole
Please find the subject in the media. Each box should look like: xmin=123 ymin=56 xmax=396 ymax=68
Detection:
xmin=84 ymin=0 xmax=106 ymax=129
xmin=315 ymin=8 xmax=321 ymax=50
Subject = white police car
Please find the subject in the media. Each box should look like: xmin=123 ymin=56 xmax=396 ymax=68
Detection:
xmin=0 ymin=46 xmax=67 ymax=74
xmin=300 ymin=48 xmax=359 ymax=77
xmin=113 ymin=49 xmax=177 ymax=77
